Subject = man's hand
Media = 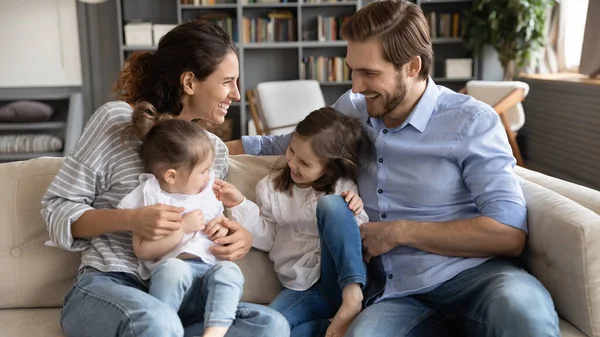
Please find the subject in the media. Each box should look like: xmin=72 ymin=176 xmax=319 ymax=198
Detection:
xmin=204 ymin=216 xmax=230 ymax=241
xmin=213 ymin=179 xmax=245 ymax=208
xmin=209 ymin=218 xmax=252 ymax=261
xmin=360 ymin=221 xmax=403 ymax=262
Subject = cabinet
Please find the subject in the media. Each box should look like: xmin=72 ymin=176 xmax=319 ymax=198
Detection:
xmin=0 ymin=0 xmax=82 ymax=88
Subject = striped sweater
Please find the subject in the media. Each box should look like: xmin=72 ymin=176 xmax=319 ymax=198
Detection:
xmin=41 ymin=101 xmax=229 ymax=280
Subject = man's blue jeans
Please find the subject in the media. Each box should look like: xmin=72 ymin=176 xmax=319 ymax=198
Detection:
xmin=269 ymin=195 xmax=367 ymax=337
xmin=149 ymin=258 xmax=243 ymax=328
xmin=315 ymin=197 xmax=560 ymax=337
xmin=60 ymin=264 xmax=290 ymax=337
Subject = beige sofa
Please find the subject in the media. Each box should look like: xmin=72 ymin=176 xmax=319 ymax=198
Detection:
xmin=0 ymin=155 xmax=599 ymax=337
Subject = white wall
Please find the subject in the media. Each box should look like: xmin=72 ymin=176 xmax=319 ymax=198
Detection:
xmin=0 ymin=0 xmax=82 ymax=88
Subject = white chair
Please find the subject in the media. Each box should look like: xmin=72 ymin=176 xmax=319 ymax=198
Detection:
xmin=463 ymin=80 xmax=530 ymax=167
xmin=247 ymin=80 xmax=326 ymax=136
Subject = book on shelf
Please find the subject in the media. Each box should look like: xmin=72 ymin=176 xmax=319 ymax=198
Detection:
xmin=196 ymin=13 xmax=238 ymax=42
xmin=304 ymin=0 xmax=353 ymax=2
xmin=316 ymin=15 xmax=350 ymax=42
xmin=242 ymin=11 xmax=296 ymax=43
xmin=181 ymin=0 xmax=236 ymax=4
xmin=242 ymin=0 xmax=294 ymax=3
xmin=301 ymin=56 xmax=350 ymax=82
xmin=425 ymin=11 xmax=461 ymax=38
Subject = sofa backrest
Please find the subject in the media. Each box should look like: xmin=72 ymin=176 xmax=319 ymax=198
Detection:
xmin=515 ymin=166 xmax=600 ymax=215
xmin=0 ymin=157 xmax=80 ymax=309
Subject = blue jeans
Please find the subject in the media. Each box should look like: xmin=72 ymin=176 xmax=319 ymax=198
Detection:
xmin=346 ymin=257 xmax=560 ymax=337
xmin=60 ymin=265 xmax=290 ymax=337
xmin=150 ymin=258 xmax=243 ymax=328
xmin=269 ymin=195 xmax=366 ymax=337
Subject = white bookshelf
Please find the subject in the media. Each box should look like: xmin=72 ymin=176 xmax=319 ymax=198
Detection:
xmin=116 ymin=0 xmax=477 ymax=139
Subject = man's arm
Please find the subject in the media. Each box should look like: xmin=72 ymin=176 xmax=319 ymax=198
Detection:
xmin=227 ymin=133 xmax=292 ymax=156
xmin=361 ymin=216 xmax=525 ymax=262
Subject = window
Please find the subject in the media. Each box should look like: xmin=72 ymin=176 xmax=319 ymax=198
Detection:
xmin=563 ymin=0 xmax=589 ymax=71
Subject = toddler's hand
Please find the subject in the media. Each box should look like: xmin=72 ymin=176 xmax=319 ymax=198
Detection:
xmin=205 ymin=216 xmax=229 ymax=241
xmin=213 ymin=179 xmax=245 ymax=208
xmin=341 ymin=191 xmax=364 ymax=215
xmin=180 ymin=210 xmax=206 ymax=233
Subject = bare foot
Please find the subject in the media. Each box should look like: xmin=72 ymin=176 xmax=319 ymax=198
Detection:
xmin=325 ymin=284 xmax=363 ymax=337
xmin=203 ymin=326 xmax=229 ymax=337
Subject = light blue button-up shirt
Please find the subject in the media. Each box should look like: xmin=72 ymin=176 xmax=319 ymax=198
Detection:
xmin=241 ymin=78 xmax=527 ymax=302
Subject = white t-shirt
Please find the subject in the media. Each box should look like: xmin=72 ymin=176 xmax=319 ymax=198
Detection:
xmin=230 ymin=174 xmax=369 ymax=291
xmin=118 ymin=172 xmax=224 ymax=271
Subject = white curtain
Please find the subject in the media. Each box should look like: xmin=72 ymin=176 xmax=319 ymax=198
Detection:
xmin=579 ymin=0 xmax=600 ymax=77
xmin=521 ymin=2 xmax=566 ymax=74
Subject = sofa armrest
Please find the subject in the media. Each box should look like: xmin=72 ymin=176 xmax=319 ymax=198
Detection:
xmin=521 ymin=178 xmax=600 ymax=336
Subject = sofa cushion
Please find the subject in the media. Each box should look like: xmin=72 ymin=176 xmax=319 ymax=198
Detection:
xmin=0 ymin=308 xmax=63 ymax=336
xmin=520 ymin=178 xmax=600 ymax=337
xmin=0 ymin=157 xmax=80 ymax=309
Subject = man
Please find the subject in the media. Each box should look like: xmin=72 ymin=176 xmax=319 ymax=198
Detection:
xmin=227 ymin=0 xmax=560 ymax=336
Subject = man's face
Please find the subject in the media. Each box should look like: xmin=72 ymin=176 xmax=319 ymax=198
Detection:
xmin=346 ymin=39 xmax=407 ymax=120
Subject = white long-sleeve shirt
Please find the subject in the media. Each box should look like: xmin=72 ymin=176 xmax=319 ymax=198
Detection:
xmin=230 ymin=174 xmax=369 ymax=291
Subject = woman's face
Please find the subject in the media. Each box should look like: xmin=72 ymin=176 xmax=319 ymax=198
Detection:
xmin=180 ymin=52 xmax=240 ymax=123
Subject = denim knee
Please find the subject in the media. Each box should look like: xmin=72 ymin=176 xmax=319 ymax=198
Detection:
xmin=211 ymin=262 xmax=244 ymax=292
xmin=316 ymin=195 xmax=349 ymax=226
xmin=141 ymin=305 xmax=185 ymax=337
xmin=484 ymin=274 xmax=559 ymax=336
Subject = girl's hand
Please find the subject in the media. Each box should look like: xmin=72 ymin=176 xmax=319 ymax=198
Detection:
xmin=213 ymin=179 xmax=245 ymax=208
xmin=205 ymin=216 xmax=230 ymax=241
xmin=131 ymin=204 xmax=185 ymax=240
xmin=209 ymin=218 xmax=252 ymax=261
xmin=341 ymin=191 xmax=364 ymax=215
xmin=180 ymin=210 xmax=207 ymax=234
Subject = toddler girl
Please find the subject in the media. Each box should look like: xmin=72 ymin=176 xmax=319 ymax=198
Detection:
xmin=118 ymin=103 xmax=244 ymax=337
xmin=214 ymin=107 xmax=370 ymax=337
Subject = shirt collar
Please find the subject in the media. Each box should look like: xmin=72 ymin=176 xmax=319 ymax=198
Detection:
xmin=366 ymin=77 xmax=439 ymax=133
xmin=402 ymin=77 xmax=439 ymax=133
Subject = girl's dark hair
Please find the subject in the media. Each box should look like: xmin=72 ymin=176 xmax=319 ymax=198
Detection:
xmin=122 ymin=102 xmax=213 ymax=179
xmin=273 ymin=107 xmax=370 ymax=195
xmin=113 ymin=20 xmax=237 ymax=117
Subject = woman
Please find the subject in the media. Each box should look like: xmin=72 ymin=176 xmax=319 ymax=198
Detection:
xmin=42 ymin=21 xmax=289 ymax=337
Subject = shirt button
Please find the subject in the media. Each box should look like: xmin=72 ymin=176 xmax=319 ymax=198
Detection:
xmin=382 ymin=213 xmax=387 ymax=219
xmin=378 ymin=189 xmax=383 ymax=194
xmin=378 ymin=158 xmax=383 ymax=163
xmin=382 ymin=129 xmax=388 ymax=134
xmin=388 ymin=274 xmax=393 ymax=279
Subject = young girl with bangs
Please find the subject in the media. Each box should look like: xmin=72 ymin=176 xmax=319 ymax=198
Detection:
xmin=213 ymin=107 xmax=370 ymax=337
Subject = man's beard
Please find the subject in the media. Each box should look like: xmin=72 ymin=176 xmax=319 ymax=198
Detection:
xmin=367 ymin=75 xmax=407 ymax=119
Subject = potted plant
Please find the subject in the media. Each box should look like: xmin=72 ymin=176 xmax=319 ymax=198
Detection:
xmin=462 ymin=0 xmax=553 ymax=80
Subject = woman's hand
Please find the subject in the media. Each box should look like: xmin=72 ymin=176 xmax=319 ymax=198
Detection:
xmin=204 ymin=216 xmax=230 ymax=241
xmin=130 ymin=204 xmax=185 ymax=240
xmin=209 ymin=218 xmax=252 ymax=261
xmin=213 ymin=179 xmax=245 ymax=208
xmin=341 ymin=191 xmax=364 ymax=215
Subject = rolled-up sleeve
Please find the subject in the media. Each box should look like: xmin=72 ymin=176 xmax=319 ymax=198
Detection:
xmin=241 ymin=133 xmax=291 ymax=156
xmin=41 ymin=156 xmax=96 ymax=251
xmin=454 ymin=107 xmax=528 ymax=233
